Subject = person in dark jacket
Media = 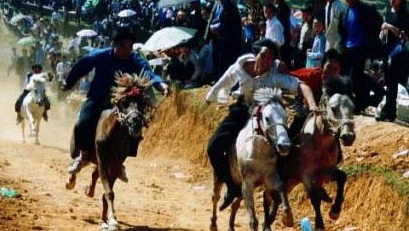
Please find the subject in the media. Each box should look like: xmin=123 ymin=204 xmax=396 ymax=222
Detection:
xmin=376 ymin=0 xmax=409 ymax=122
xmin=339 ymin=0 xmax=383 ymax=114
xmin=208 ymin=0 xmax=243 ymax=82
xmin=62 ymin=27 xmax=169 ymax=177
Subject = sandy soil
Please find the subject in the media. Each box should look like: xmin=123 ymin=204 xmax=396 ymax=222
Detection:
xmin=1 ymin=18 xmax=409 ymax=231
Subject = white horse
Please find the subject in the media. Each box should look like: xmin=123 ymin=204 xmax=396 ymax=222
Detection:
xmin=20 ymin=73 xmax=48 ymax=144
xmin=211 ymin=88 xmax=294 ymax=231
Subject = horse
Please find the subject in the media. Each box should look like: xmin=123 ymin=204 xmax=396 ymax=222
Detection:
xmin=65 ymin=72 xmax=153 ymax=231
xmin=264 ymin=83 xmax=356 ymax=231
xmin=210 ymin=88 xmax=294 ymax=231
xmin=19 ymin=73 xmax=49 ymax=145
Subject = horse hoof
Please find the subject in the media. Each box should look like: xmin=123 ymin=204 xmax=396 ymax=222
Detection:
xmin=84 ymin=186 xmax=94 ymax=198
xmin=108 ymin=218 xmax=119 ymax=231
xmin=282 ymin=211 xmax=294 ymax=227
xmin=329 ymin=211 xmax=340 ymax=220
xmin=65 ymin=178 xmax=76 ymax=190
xmin=99 ymin=222 xmax=109 ymax=231
xmin=209 ymin=224 xmax=217 ymax=231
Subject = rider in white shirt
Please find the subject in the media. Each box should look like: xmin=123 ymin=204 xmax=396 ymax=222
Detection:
xmin=206 ymin=39 xmax=317 ymax=210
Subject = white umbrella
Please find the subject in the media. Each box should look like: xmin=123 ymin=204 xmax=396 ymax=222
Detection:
xmin=143 ymin=26 xmax=197 ymax=52
xmin=76 ymin=29 xmax=98 ymax=37
xmin=158 ymin=0 xmax=197 ymax=8
xmin=118 ymin=9 xmax=137 ymax=18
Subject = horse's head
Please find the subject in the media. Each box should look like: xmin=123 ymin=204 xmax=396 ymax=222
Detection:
xmin=116 ymin=95 xmax=145 ymax=137
xmin=327 ymin=93 xmax=355 ymax=146
xmin=30 ymin=74 xmax=47 ymax=106
xmin=254 ymin=88 xmax=291 ymax=156
xmin=112 ymin=71 xmax=152 ymax=138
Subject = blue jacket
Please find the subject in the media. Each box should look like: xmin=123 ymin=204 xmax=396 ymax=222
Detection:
xmin=65 ymin=48 xmax=164 ymax=104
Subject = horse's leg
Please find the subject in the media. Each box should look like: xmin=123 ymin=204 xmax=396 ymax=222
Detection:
xmin=210 ymin=173 xmax=223 ymax=231
xmin=228 ymin=197 xmax=242 ymax=231
xmin=25 ymin=109 xmax=36 ymax=137
xmin=65 ymin=173 xmax=76 ymax=190
xmin=34 ymin=118 xmax=41 ymax=145
xmin=329 ymin=168 xmax=347 ymax=220
xmin=265 ymin=190 xmax=282 ymax=231
xmin=100 ymin=194 xmax=109 ymax=231
xmin=309 ymin=188 xmax=325 ymax=231
xmin=85 ymin=167 xmax=99 ymax=198
xmin=262 ymin=191 xmax=273 ymax=231
xmin=266 ymin=174 xmax=293 ymax=227
xmin=105 ymin=177 xmax=118 ymax=231
xmin=97 ymin=150 xmax=119 ymax=231
xmin=20 ymin=121 xmax=26 ymax=143
xmin=243 ymin=179 xmax=258 ymax=231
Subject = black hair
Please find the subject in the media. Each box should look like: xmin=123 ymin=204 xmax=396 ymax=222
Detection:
xmin=321 ymin=49 xmax=342 ymax=68
xmin=112 ymin=27 xmax=137 ymax=45
xmin=31 ymin=64 xmax=42 ymax=70
xmin=323 ymin=75 xmax=353 ymax=97
xmin=264 ymin=2 xmax=277 ymax=13
xmin=252 ymin=39 xmax=280 ymax=59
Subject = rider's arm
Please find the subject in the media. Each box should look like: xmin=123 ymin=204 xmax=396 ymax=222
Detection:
xmin=133 ymin=53 xmax=169 ymax=95
xmin=206 ymin=64 xmax=238 ymax=104
xmin=299 ymin=82 xmax=318 ymax=111
xmin=63 ymin=55 xmax=96 ymax=90
xmin=271 ymin=67 xmax=318 ymax=111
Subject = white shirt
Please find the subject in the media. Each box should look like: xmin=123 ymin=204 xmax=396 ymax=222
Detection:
xmin=325 ymin=0 xmax=345 ymax=51
xmin=56 ymin=61 xmax=73 ymax=82
xmin=206 ymin=54 xmax=300 ymax=105
xmin=265 ymin=16 xmax=285 ymax=47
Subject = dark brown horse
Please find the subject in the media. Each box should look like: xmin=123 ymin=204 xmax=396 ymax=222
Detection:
xmin=65 ymin=73 xmax=152 ymax=231
xmin=264 ymin=91 xmax=356 ymax=231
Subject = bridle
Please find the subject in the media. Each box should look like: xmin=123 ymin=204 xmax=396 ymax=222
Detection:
xmin=252 ymin=103 xmax=288 ymax=144
xmin=319 ymin=94 xmax=354 ymax=134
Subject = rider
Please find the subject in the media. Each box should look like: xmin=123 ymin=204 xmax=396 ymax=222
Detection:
xmin=206 ymin=39 xmax=317 ymax=210
xmin=289 ymin=49 xmax=354 ymax=163
xmin=14 ymin=64 xmax=51 ymax=124
xmin=61 ymin=27 xmax=170 ymax=181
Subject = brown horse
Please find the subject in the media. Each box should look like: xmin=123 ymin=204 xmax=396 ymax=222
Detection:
xmin=264 ymin=91 xmax=355 ymax=231
xmin=65 ymin=73 xmax=152 ymax=231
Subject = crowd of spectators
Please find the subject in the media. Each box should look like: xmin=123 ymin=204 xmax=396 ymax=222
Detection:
xmin=1 ymin=0 xmax=409 ymax=121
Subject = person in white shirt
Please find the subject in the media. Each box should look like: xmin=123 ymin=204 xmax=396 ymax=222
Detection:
xmin=263 ymin=3 xmax=285 ymax=47
xmin=324 ymin=0 xmax=345 ymax=52
xmin=55 ymin=54 xmax=72 ymax=85
xmin=206 ymin=39 xmax=317 ymax=210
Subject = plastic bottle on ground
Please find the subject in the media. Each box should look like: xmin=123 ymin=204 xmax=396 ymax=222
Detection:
xmin=300 ymin=217 xmax=313 ymax=231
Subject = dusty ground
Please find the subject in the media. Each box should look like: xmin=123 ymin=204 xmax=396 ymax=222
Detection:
xmin=1 ymin=19 xmax=409 ymax=231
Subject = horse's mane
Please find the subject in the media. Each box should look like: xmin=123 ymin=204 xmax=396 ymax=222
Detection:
xmin=322 ymin=76 xmax=352 ymax=98
xmin=253 ymin=87 xmax=282 ymax=105
xmin=111 ymin=71 xmax=152 ymax=105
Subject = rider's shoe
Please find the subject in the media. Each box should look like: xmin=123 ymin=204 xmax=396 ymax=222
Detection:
xmin=117 ymin=165 xmax=129 ymax=183
xmin=16 ymin=113 xmax=23 ymax=125
xmin=68 ymin=156 xmax=89 ymax=174
xmin=219 ymin=184 xmax=241 ymax=211
xmin=43 ymin=111 xmax=48 ymax=122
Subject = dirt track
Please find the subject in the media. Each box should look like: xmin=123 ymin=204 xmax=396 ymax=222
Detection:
xmin=1 ymin=18 xmax=409 ymax=231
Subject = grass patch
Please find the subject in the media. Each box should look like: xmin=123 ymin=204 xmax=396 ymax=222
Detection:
xmin=343 ymin=164 xmax=409 ymax=197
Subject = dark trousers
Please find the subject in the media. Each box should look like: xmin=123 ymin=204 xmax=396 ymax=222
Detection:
xmin=212 ymin=39 xmax=241 ymax=82
xmin=382 ymin=43 xmax=409 ymax=118
xmin=74 ymin=99 xmax=110 ymax=151
xmin=207 ymin=102 xmax=249 ymax=184
xmin=342 ymin=46 xmax=367 ymax=112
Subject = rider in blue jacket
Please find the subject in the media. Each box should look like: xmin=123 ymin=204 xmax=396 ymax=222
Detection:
xmin=62 ymin=27 xmax=169 ymax=181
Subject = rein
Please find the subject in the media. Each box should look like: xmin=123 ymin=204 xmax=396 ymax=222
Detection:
xmin=252 ymin=104 xmax=288 ymax=143
xmin=114 ymin=107 xmax=144 ymax=127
